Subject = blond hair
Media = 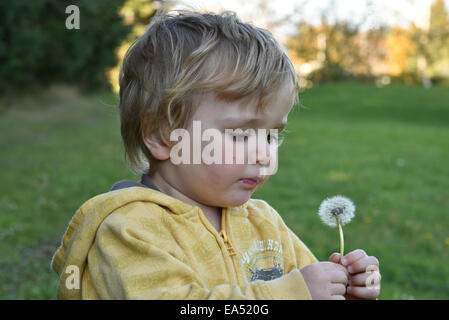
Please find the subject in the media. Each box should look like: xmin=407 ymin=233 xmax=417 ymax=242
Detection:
xmin=119 ymin=10 xmax=299 ymax=174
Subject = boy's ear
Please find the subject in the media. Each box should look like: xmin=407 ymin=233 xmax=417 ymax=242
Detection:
xmin=141 ymin=114 xmax=170 ymax=161
xmin=142 ymin=129 xmax=170 ymax=161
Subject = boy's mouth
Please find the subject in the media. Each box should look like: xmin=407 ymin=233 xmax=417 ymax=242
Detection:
xmin=239 ymin=177 xmax=261 ymax=188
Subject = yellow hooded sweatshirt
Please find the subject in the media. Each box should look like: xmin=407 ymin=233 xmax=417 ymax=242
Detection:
xmin=51 ymin=184 xmax=318 ymax=300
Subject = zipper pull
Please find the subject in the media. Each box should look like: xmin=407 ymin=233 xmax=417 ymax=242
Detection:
xmin=219 ymin=230 xmax=228 ymax=242
xmin=219 ymin=230 xmax=237 ymax=256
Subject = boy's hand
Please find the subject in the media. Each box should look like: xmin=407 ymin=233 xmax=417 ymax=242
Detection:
xmin=300 ymin=261 xmax=349 ymax=300
xmin=329 ymin=249 xmax=381 ymax=300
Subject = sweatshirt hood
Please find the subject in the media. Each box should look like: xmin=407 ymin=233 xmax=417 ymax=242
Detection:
xmin=51 ymin=180 xmax=195 ymax=299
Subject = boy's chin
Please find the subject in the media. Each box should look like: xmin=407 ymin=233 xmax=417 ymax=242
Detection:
xmin=217 ymin=190 xmax=254 ymax=208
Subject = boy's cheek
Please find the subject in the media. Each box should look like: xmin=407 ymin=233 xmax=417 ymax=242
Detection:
xmin=257 ymin=176 xmax=270 ymax=189
xmin=205 ymin=163 xmax=246 ymax=178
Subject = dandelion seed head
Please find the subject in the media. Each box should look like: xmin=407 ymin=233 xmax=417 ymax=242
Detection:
xmin=318 ymin=195 xmax=355 ymax=227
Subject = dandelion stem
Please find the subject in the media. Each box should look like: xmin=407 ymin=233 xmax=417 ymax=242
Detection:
xmin=336 ymin=216 xmax=344 ymax=263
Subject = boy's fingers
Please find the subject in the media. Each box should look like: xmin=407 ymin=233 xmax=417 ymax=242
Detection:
xmin=341 ymin=249 xmax=366 ymax=266
xmin=349 ymin=271 xmax=382 ymax=286
xmin=348 ymin=256 xmax=379 ymax=274
xmin=330 ymin=283 xmax=347 ymax=296
xmin=330 ymin=270 xmax=349 ymax=285
xmin=334 ymin=263 xmax=349 ymax=278
xmin=347 ymin=286 xmax=380 ymax=300
xmin=323 ymin=261 xmax=349 ymax=278
xmin=328 ymin=253 xmax=341 ymax=264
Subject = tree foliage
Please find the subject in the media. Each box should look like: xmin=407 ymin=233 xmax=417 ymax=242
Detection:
xmin=0 ymin=0 xmax=131 ymax=93
xmin=428 ymin=0 xmax=449 ymax=78
xmin=286 ymin=0 xmax=449 ymax=86
xmin=107 ymin=0 xmax=160 ymax=92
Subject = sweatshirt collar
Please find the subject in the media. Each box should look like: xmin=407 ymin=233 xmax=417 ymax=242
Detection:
xmin=109 ymin=174 xmax=249 ymax=216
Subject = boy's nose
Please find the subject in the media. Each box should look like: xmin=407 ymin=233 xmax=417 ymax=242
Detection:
xmin=257 ymin=141 xmax=271 ymax=166
xmin=247 ymin=137 xmax=271 ymax=166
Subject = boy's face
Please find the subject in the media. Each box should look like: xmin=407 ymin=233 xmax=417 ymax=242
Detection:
xmin=159 ymin=81 xmax=294 ymax=208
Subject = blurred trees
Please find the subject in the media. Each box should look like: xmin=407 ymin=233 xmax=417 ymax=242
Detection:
xmin=287 ymin=0 xmax=449 ymax=87
xmin=384 ymin=28 xmax=413 ymax=76
xmin=0 ymin=0 xmax=161 ymax=94
xmin=287 ymin=18 xmax=386 ymax=84
xmin=107 ymin=0 xmax=161 ymax=92
xmin=1 ymin=0 xmax=448 ymax=93
xmin=425 ymin=0 xmax=449 ymax=80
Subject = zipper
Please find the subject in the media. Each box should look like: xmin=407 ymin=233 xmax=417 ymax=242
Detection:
xmin=219 ymin=229 xmax=237 ymax=256
xmin=219 ymin=208 xmax=237 ymax=256
xmin=219 ymin=208 xmax=246 ymax=287
xmin=197 ymin=207 xmax=241 ymax=285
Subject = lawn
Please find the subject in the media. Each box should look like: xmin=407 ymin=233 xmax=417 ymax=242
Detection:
xmin=0 ymin=82 xmax=448 ymax=299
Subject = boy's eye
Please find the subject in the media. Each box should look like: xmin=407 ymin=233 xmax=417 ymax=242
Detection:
xmin=230 ymin=132 xmax=247 ymax=142
xmin=268 ymin=132 xmax=285 ymax=146
xmin=227 ymin=129 xmax=254 ymax=142
xmin=226 ymin=129 xmax=285 ymax=145
xmin=233 ymin=135 xmax=245 ymax=143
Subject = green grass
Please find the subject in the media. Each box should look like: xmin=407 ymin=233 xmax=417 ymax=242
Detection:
xmin=1 ymin=82 xmax=448 ymax=299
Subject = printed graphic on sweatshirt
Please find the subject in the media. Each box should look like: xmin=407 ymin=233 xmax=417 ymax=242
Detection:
xmin=240 ymin=239 xmax=284 ymax=281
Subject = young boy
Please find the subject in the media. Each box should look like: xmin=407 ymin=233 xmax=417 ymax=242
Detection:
xmin=52 ymin=11 xmax=380 ymax=300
